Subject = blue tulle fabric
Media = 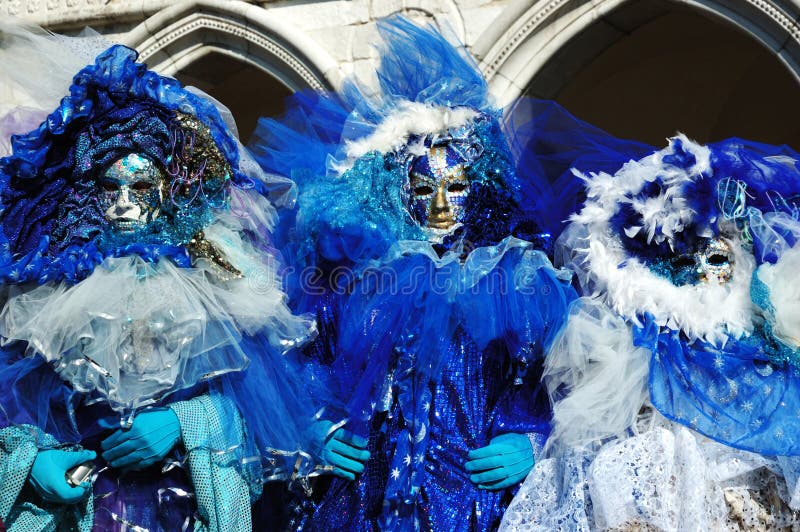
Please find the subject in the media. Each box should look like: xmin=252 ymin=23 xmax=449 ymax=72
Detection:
xmin=249 ymin=16 xmax=577 ymax=530
xmin=711 ymin=139 xmax=800 ymax=264
xmin=640 ymin=313 xmax=800 ymax=455
xmin=524 ymin=100 xmax=800 ymax=456
xmin=503 ymin=99 xmax=656 ymax=240
xmin=343 ymin=16 xmax=491 ymax=131
xmin=249 ymin=16 xmax=491 ymax=179
xmin=0 ymin=44 xmax=250 ymax=285
xmin=300 ymin=239 xmax=573 ymax=422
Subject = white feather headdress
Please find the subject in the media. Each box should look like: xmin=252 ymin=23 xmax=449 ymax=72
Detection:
xmin=563 ymin=135 xmax=756 ymax=345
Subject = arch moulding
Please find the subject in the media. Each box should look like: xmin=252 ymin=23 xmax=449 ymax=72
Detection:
xmin=123 ymin=0 xmax=342 ymax=93
xmin=473 ymin=0 xmax=800 ymax=105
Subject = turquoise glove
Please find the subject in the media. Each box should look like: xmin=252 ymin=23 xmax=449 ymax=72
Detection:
xmin=465 ymin=433 xmax=534 ymax=490
xmin=29 ymin=448 xmax=96 ymax=503
xmin=101 ymin=408 xmax=181 ymax=470
xmin=312 ymin=420 xmax=370 ymax=481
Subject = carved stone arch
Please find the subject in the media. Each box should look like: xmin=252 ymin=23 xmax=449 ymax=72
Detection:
xmin=473 ymin=0 xmax=800 ymax=105
xmin=369 ymin=0 xmax=468 ymax=43
xmin=122 ymin=0 xmax=342 ymax=93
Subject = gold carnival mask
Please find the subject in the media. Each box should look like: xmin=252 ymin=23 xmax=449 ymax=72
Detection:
xmin=408 ymin=144 xmax=470 ymax=233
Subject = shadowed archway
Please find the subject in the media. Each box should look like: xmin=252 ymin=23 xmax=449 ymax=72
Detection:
xmin=527 ymin=1 xmax=800 ymax=148
xmin=173 ymin=50 xmax=291 ymax=143
xmin=476 ymin=0 xmax=800 ymax=148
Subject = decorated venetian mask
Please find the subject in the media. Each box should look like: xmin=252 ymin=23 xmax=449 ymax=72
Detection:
xmin=696 ymin=239 xmax=734 ymax=283
xmin=99 ymin=153 xmax=165 ymax=233
xmin=655 ymin=237 xmax=734 ymax=285
xmin=408 ymin=143 xmax=471 ymax=234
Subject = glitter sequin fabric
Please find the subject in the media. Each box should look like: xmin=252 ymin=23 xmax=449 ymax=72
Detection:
xmin=0 ymin=426 xmax=93 ymax=531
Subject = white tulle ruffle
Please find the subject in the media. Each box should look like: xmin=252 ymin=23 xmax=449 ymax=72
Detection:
xmin=752 ymin=211 xmax=800 ymax=350
xmin=544 ymin=297 xmax=650 ymax=447
xmin=0 ymin=22 xmax=110 ymax=119
xmin=0 ymin=210 xmax=313 ymax=413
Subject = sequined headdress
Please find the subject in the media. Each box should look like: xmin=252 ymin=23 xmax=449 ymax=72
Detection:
xmin=0 ymin=44 xmax=249 ymax=284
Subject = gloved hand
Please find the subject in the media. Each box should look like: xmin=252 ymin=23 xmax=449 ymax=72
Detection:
xmin=312 ymin=419 xmax=370 ymax=481
xmin=465 ymin=433 xmax=534 ymax=490
xmin=101 ymin=408 xmax=181 ymax=470
xmin=29 ymin=448 xmax=96 ymax=504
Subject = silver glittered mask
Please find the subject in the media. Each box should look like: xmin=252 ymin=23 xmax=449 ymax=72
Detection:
xmin=99 ymin=153 xmax=165 ymax=233
xmin=697 ymin=238 xmax=734 ymax=284
xmin=668 ymin=237 xmax=734 ymax=285
xmin=408 ymin=144 xmax=470 ymax=235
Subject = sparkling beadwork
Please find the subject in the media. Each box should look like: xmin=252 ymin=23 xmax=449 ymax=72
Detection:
xmin=408 ymin=144 xmax=470 ymax=233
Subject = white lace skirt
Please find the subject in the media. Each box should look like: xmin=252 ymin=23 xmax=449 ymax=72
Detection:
xmin=500 ymin=413 xmax=800 ymax=531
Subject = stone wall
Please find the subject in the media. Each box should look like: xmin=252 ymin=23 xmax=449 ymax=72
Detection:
xmin=3 ymin=0 xmax=800 ymax=145
xmin=5 ymin=0 xmax=800 ymax=99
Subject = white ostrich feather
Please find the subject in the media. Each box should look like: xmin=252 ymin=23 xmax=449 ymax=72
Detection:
xmin=332 ymin=102 xmax=478 ymax=174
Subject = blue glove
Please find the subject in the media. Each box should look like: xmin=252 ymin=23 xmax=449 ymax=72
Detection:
xmin=465 ymin=433 xmax=534 ymax=490
xmin=29 ymin=448 xmax=96 ymax=504
xmin=101 ymin=408 xmax=181 ymax=470
xmin=312 ymin=420 xmax=370 ymax=481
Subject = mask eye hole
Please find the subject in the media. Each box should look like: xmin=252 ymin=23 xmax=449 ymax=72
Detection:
xmin=414 ymin=185 xmax=434 ymax=196
xmin=131 ymin=180 xmax=154 ymax=191
xmin=672 ymin=255 xmax=695 ymax=268
xmin=448 ymin=182 xmax=467 ymax=193
xmin=707 ymin=253 xmax=729 ymax=266
xmin=101 ymin=181 xmax=120 ymax=192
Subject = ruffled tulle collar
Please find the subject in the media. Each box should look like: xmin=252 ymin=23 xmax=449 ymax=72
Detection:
xmin=362 ymin=235 xmax=567 ymax=291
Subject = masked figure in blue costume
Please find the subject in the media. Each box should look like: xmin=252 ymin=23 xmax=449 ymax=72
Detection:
xmin=249 ymin=17 xmax=576 ymax=531
xmin=0 ymin=24 xmax=318 ymax=531
xmin=499 ymin=102 xmax=800 ymax=530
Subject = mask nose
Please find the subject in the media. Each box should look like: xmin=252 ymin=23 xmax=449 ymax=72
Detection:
xmin=430 ymin=184 xmax=450 ymax=218
xmin=110 ymin=188 xmax=141 ymax=219
xmin=114 ymin=188 xmax=132 ymax=212
xmin=425 ymin=182 xmax=458 ymax=231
